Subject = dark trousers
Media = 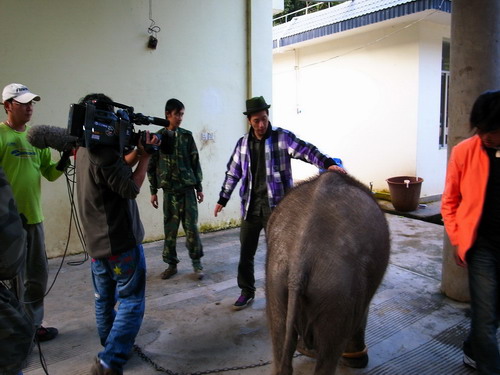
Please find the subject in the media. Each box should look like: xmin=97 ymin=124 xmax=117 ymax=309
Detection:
xmin=22 ymin=223 xmax=47 ymax=327
xmin=466 ymin=235 xmax=500 ymax=375
xmin=238 ymin=210 xmax=270 ymax=297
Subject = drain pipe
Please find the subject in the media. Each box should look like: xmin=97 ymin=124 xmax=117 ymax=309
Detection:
xmin=246 ymin=0 xmax=252 ymax=99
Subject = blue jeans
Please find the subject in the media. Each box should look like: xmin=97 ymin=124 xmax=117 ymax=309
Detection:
xmin=91 ymin=245 xmax=146 ymax=374
xmin=466 ymin=236 xmax=500 ymax=374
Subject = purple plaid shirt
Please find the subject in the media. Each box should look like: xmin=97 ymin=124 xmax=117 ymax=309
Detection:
xmin=218 ymin=126 xmax=335 ymax=219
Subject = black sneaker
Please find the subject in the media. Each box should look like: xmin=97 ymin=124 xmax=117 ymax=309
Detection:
xmin=233 ymin=295 xmax=254 ymax=311
xmin=463 ymin=342 xmax=477 ymax=369
xmin=36 ymin=326 xmax=58 ymax=342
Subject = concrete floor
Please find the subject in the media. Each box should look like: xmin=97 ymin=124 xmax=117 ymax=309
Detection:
xmin=23 ymin=213 xmax=476 ymax=375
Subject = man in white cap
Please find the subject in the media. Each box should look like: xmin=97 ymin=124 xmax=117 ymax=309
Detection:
xmin=0 ymin=83 xmax=65 ymax=342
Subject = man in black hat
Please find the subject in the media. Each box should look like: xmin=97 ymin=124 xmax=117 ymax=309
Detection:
xmin=214 ymin=96 xmax=345 ymax=310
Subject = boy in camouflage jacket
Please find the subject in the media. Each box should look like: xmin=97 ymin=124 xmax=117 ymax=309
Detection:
xmin=148 ymin=99 xmax=204 ymax=280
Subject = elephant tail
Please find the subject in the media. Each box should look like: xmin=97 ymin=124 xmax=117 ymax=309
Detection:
xmin=279 ymin=285 xmax=301 ymax=372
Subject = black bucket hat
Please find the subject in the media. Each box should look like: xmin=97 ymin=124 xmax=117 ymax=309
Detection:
xmin=243 ymin=96 xmax=271 ymax=115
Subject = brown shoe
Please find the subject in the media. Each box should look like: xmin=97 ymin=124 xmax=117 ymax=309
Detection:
xmin=90 ymin=357 xmax=120 ymax=375
xmin=160 ymin=265 xmax=177 ymax=279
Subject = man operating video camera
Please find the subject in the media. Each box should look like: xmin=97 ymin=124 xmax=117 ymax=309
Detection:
xmin=74 ymin=93 xmax=160 ymax=375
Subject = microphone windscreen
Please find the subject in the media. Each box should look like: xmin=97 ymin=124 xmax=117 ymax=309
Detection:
xmin=27 ymin=125 xmax=78 ymax=152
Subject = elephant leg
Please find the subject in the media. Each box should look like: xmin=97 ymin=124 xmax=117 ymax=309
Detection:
xmin=314 ymin=345 xmax=342 ymax=375
xmin=268 ymin=290 xmax=292 ymax=375
xmin=341 ymin=308 xmax=369 ymax=368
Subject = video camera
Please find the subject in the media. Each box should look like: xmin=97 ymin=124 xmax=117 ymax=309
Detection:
xmin=67 ymin=99 xmax=169 ymax=155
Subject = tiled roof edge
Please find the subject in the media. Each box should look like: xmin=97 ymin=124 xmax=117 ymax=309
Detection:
xmin=273 ymin=0 xmax=451 ymax=49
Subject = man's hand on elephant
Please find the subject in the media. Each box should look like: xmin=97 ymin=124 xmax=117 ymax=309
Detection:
xmin=328 ymin=165 xmax=347 ymax=174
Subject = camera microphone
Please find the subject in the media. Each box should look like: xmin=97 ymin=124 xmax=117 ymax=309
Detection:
xmin=27 ymin=125 xmax=79 ymax=152
xmin=133 ymin=113 xmax=170 ymax=127
xmin=27 ymin=125 xmax=79 ymax=171
xmin=149 ymin=117 xmax=170 ymax=127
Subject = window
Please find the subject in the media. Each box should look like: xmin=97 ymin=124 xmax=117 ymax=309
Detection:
xmin=439 ymin=40 xmax=450 ymax=148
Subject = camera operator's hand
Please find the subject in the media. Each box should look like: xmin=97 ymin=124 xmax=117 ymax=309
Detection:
xmin=130 ymin=131 xmax=160 ymax=189
xmin=147 ymin=131 xmax=161 ymax=146
xmin=138 ymin=131 xmax=161 ymax=155
xmin=125 ymin=132 xmax=161 ymax=167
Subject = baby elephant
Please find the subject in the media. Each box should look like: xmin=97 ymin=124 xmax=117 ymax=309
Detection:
xmin=266 ymin=171 xmax=390 ymax=375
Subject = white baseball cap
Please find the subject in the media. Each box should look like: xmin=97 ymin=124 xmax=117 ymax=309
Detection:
xmin=2 ymin=83 xmax=41 ymax=104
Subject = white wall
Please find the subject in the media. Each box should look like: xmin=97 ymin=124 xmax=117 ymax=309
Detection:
xmin=1 ymin=0 xmax=272 ymax=257
xmin=272 ymin=20 xmax=449 ymax=197
xmin=416 ymin=22 xmax=449 ymax=197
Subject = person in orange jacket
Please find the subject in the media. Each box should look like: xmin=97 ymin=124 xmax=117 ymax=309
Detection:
xmin=442 ymin=90 xmax=500 ymax=374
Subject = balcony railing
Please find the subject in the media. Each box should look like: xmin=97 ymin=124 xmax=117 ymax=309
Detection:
xmin=273 ymin=2 xmax=333 ymax=26
xmin=273 ymin=1 xmax=348 ymax=26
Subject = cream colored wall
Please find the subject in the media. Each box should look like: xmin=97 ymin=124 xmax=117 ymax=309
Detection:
xmin=1 ymin=0 xmax=272 ymax=257
xmin=272 ymin=20 xmax=449 ymax=197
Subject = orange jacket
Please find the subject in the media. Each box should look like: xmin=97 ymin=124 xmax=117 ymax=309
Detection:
xmin=441 ymin=135 xmax=489 ymax=262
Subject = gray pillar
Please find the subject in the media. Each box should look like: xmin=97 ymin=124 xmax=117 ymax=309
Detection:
xmin=441 ymin=0 xmax=500 ymax=301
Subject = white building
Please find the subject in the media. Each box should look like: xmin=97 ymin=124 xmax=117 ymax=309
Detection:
xmin=272 ymin=0 xmax=451 ymax=199
xmin=1 ymin=0 xmax=281 ymax=257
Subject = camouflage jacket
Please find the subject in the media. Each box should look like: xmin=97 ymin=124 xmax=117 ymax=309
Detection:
xmin=148 ymin=127 xmax=203 ymax=194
